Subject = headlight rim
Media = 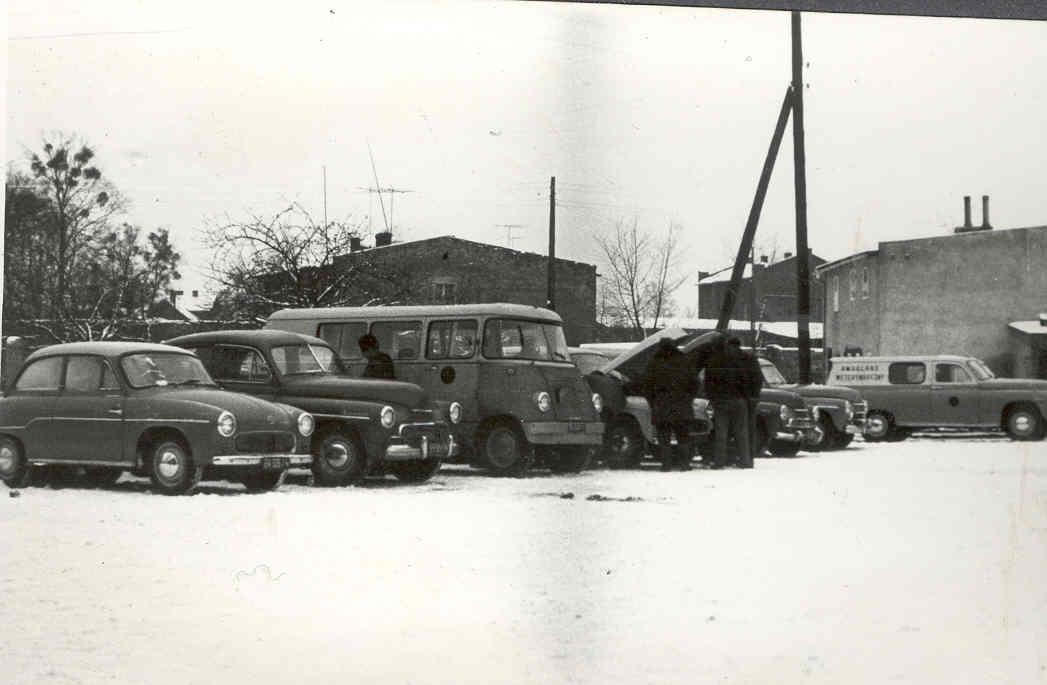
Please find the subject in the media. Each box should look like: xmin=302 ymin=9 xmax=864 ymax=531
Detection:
xmin=448 ymin=401 xmax=463 ymax=424
xmin=591 ymin=392 xmax=603 ymax=413
xmin=217 ymin=410 xmax=237 ymax=438
xmin=380 ymin=405 xmax=396 ymax=429
xmin=297 ymin=412 xmax=315 ymax=437
xmin=535 ymin=391 xmax=552 ymax=413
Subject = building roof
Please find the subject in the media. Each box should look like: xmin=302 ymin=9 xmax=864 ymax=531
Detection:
xmin=1009 ymin=320 xmax=1047 ymax=336
xmin=815 ymin=250 xmax=879 ymax=275
xmin=342 ymin=234 xmax=597 ymax=270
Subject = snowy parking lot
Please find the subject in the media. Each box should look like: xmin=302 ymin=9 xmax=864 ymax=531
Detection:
xmin=3 ymin=436 xmax=1046 ymax=685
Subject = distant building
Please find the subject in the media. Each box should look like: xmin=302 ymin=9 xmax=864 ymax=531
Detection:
xmin=333 ymin=235 xmax=597 ymax=344
xmin=148 ymin=289 xmax=216 ymax=322
xmin=698 ymin=251 xmax=826 ymax=322
xmin=816 ymin=196 xmax=1047 ymax=377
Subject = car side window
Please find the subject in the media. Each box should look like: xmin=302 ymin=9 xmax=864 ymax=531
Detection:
xmin=100 ymin=362 xmax=120 ymax=391
xmin=212 ymin=346 xmax=271 ymax=383
xmin=64 ymin=355 xmax=103 ymax=392
xmin=427 ymin=320 xmax=478 ymax=360
xmin=935 ymin=363 xmax=971 ymax=384
xmin=318 ymin=322 xmax=367 ymax=361
xmin=888 ymin=362 xmax=926 ymax=385
xmin=13 ymin=357 xmax=64 ymax=391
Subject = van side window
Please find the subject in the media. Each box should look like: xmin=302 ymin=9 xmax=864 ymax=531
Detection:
xmin=318 ymin=322 xmax=367 ymax=360
xmin=935 ymin=363 xmax=971 ymax=384
xmin=371 ymin=321 xmax=423 ymax=360
xmin=888 ymin=362 xmax=926 ymax=385
xmin=427 ymin=320 xmax=478 ymax=360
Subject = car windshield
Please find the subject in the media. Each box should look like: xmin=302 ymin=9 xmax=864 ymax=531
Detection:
xmin=271 ymin=344 xmax=347 ymax=376
xmin=760 ymin=360 xmax=789 ymax=385
xmin=121 ymin=352 xmax=215 ymax=388
xmin=967 ymin=359 xmax=995 ymax=381
xmin=483 ymin=319 xmax=570 ymax=362
xmin=571 ymin=352 xmax=608 ymax=375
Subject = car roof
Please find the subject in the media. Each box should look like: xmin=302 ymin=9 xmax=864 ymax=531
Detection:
xmin=830 ymin=355 xmax=974 ymax=364
xmin=267 ymin=303 xmax=563 ymax=323
xmin=567 ymin=347 xmax=608 ymax=356
xmin=26 ymin=341 xmax=192 ymax=362
xmin=165 ymin=329 xmax=331 ymax=348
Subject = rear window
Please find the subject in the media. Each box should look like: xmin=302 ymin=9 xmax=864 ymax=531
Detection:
xmin=888 ymin=362 xmax=926 ymax=385
xmin=317 ymin=322 xmax=368 ymax=361
xmin=14 ymin=356 xmax=64 ymax=391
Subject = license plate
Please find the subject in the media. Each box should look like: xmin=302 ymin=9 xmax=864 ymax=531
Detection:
xmin=568 ymin=422 xmax=585 ymax=433
xmin=262 ymin=457 xmax=289 ymax=471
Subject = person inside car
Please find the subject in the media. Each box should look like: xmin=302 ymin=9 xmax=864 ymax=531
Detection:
xmin=358 ymin=333 xmax=396 ymax=380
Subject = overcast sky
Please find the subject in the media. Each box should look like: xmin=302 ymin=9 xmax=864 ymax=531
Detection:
xmin=7 ymin=1 xmax=1046 ymax=309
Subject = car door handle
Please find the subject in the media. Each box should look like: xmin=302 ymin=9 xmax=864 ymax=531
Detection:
xmin=107 ymin=408 xmax=123 ymax=416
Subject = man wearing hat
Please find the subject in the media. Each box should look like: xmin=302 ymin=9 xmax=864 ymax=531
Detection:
xmin=640 ymin=337 xmax=700 ymax=471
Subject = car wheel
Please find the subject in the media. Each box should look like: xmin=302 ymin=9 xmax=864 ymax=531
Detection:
xmin=149 ymin=439 xmax=201 ymax=495
xmin=82 ymin=467 xmax=122 ymax=488
xmin=603 ymin=420 xmax=645 ymax=469
xmin=807 ymin=415 xmax=836 ymax=451
xmin=1005 ymin=404 xmax=1045 ymax=441
xmin=478 ymin=421 xmax=533 ymax=476
xmin=241 ymin=471 xmax=284 ymax=492
xmin=311 ymin=429 xmax=367 ymax=486
xmin=834 ymin=434 xmax=855 ymax=449
xmin=548 ymin=446 xmax=594 ymax=474
xmin=863 ymin=411 xmax=891 ymax=442
xmin=0 ymin=436 xmax=31 ymax=488
xmin=389 ymin=459 xmax=442 ymax=483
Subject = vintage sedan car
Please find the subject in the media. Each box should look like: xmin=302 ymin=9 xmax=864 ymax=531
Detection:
xmin=0 ymin=342 xmax=315 ymax=494
xmin=759 ymin=357 xmax=866 ymax=450
xmin=165 ymin=330 xmax=461 ymax=484
xmin=827 ymin=354 xmax=1047 ymax=441
xmin=581 ymin=329 xmax=815 ymax=464
xmin=571 ymin=346 xmax=711 ymax=468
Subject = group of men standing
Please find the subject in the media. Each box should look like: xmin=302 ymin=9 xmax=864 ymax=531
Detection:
xmin=640 ymin=334 xmax=763 ymax=471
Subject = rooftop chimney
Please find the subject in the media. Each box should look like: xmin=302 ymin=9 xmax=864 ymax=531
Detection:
xmin=191 ymin=290 xmax=199 ymax=298
xmin=350 ymin=236 xmax=363 ymax=252
xmin=1039 ymin=312 xmax=1046 ymax=327
xmin=760 ymin=255 xmax=769 ymax=263
xmin=783 ymin=251 xmax=793 ymax=260
xmin=981 ymin=195 xmax=992 ymax=230
xmin=374 ymin=231 xmax=393 ymax=247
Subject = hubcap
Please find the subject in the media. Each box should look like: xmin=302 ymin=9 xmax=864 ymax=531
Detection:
xmin=0 ymin=445 xmax=16 ymax=474
xmin=487 ymin=430 xmax=519 ymax=469
xmin=325 ymin=441 xmax=351 ymax=468
xmin=614 ymin=433 xmax=631 ymax=454
xmin=1013 ymin=414 xmax=1032 ymax=434
xmin=157 ymin=449 xmax=182 ymax=479
xmin=866 ymin=416 xmax=887 ymax=437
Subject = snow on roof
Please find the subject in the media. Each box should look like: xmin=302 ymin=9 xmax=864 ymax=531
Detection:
xmin=698 ymin=265 xmax=752 ymax=284
xmin=1009 ymin=320 xmax=1047 ymax=336
xmin=654 ymin=317 xmax=823 ymax=339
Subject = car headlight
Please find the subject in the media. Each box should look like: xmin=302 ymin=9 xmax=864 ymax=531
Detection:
xmin=844 ymin=400 xmax=853 ymax=419
xmin=779 ymin=404 xmax=794 ymax=421
xmin=591 ymin=393 xmax=603 ymax=413
xmin=217 ymin=410 xmax=237 ymax=437
xmin=297 ymin=412 xmax=315 ymax=437
xmin=535 ymin=391 xmax=552 ymax=413
xmin=449 ymin=402 xmax=463 ymax=424
xmin=380 ymin=405 xmax=396 ymax=429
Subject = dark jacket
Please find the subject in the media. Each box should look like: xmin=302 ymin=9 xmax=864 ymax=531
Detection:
xmin=703 ymin=345 xmax=747 ymax=401
xmin=640 ymin=342 xmax=699 ymax=424
xmin=741 ymin=351 xmax=763 ymax=400
xmin=363 ymin=351 xmax=396 ymax=380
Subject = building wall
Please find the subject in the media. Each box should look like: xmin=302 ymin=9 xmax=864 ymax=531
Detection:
xmin=820 ymin=253 xmax=881 ymax=357
xmin=698 ymin=254 xmax=825 ymax=322
xmin=336 ymin=236 xmax=598 ymax=344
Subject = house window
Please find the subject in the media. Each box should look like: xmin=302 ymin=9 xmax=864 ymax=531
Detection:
xmin=861 ymin=267 xmax=870 ymax=298
xmin=849 ymin=270 xmax=857 ymax=301
xmin=432 ymin=281 xmax=457 ymax=304
xmin=832 ymin=275 xmax=839 ymax=312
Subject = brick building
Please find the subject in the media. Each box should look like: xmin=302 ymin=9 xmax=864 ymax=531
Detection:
xmin=333 ymin=235 xmax=597 ymax=344
xmin=815 ymin=198 xmax=1047 ymax=377
xmin=697 ymin=251 xmax=826 ymax=322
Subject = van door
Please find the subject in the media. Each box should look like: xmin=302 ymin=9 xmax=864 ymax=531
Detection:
xmin=930 ymin=362 xmax=982 ymax=426
xmin=886 ymin=361 xmax=932 ymax=426
xmin=422 ymin=319 xmax=480 ymax=412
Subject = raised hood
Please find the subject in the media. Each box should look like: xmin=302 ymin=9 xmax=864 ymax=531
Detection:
xmin=599 ymin=328 xmax=722 ymax=381
xmin=281 ymin=374 xmax=426 ymax=408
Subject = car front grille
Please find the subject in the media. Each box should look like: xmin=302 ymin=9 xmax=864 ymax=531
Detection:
xmin=789 ymin=406 xmax=815 ymax=429
xmin=852 ymin=401 xmax=868 ymax=423
xmin=399 ymin=423 xmax=449 ymax=448
xmin=235 ymin=432 xmax=295 ymax=454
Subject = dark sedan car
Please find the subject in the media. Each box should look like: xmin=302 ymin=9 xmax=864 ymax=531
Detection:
xmin=165 ymin=330 xmax=461 ymax=485
xmin=0 ymin=342 xmax=315 ymax=494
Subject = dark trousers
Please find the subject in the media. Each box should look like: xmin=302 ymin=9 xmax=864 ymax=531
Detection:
xmin=655 ymin=421 xmax=692 ymax=468
xmin=712 ymin=398 xmax=751 ymax=468
xmin=746 ymin=398 xmax=761 ymax=461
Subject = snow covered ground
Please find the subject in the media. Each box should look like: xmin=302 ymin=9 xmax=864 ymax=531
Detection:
xmin=3 ymin=436 xmax=1046 ymax=685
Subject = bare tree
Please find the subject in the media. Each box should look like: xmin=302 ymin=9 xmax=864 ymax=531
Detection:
xmin=595 ymin=219 xmax=688 ymax=339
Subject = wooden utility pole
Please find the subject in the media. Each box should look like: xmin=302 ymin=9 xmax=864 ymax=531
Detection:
xmin=716 ymin=88 xmax=793 ymax=333
xmin=547 ymin=176 xmax=556 ymax=311
xmin=791 ymin=11 xmax=813 ymax=384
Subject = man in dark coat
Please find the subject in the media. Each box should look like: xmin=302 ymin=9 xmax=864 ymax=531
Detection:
xmin=358 ymin=333 xmax=396 ymax=380
xmin=703 ymin=336 xmax=752 ymax=469
xmin=640 ymin=338 xmax=700 ymax=471
xmin=734 ymin=337 xmax=763 ymax=468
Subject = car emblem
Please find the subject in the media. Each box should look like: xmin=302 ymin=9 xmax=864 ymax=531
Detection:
xmin=266 ymin=414 xmax=276 ymax=425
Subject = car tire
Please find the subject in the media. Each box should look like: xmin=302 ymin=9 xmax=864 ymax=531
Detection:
xmin=241 ymin=471 xmax=284 ymax=492
xmin=389 ymin=459 xmax=442 ymax=483
xmin=82 ymin=467 xmax=122 ymax=488
xmin=834 ymin=433 xmax=855 ymax=449
xmin=863 ymin=411 xmax=892 ymax=442
xmin=311 ymin=428 xmax=368 ymax=486
xmin=478 ymin=421 xmax=533 ymax=476
xmin=0 ymin=436 xmax=31 ymax=489
xmin=548 ymin=446 xmax=594 ymax=474
xmin=603 ymin=420 xmax=645 ymax=469
xmin=149 ymin=439 xmax=201 ymax=495
xmin=1005 ymin=404 xmax=1045 ymax=441
xmin=808 ymin=415 xmax=836 ymax=452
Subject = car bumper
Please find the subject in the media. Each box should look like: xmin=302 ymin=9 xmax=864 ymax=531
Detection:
xmin=385 ymin=434 xmax=457 ymax=462
xmin=774 ymin=430 xmax=807 ymax=443
xmin=525 ymin=421 xmax=604 ymax=445
xmin=211 ymin=454 xmax=313 ymax=467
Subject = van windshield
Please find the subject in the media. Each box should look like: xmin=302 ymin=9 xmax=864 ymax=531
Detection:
xmin=967 ymin=359 xmax=995 ymax=381
xmin=483 ymin=319 xmax=570 ymax=362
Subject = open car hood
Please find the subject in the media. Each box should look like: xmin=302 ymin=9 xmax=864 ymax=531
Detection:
xmin=597 ymin=328 xmax=725 ymax=382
